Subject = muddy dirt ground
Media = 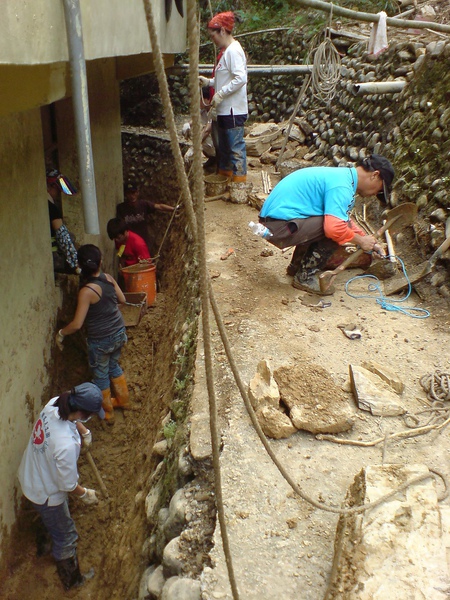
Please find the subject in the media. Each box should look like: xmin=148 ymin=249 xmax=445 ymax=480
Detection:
xmin=0 ymin=292 xmax=175 ymax=600
xmin=1 ymin=149 xmax=450 ymax=599
xmin=198 ymin=164 xmax=450 ymax=599
xmin=0 ymin=204 xmax=201 ymax=600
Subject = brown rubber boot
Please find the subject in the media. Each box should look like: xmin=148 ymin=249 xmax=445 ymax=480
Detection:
xmin=101 ymin=388 xmax=115 ymax=424
xmin=110 ymin=374 xmax=131 ymax=409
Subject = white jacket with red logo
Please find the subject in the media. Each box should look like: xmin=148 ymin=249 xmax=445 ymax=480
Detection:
xmin=18 ymin=398 xmax=81 ymax=506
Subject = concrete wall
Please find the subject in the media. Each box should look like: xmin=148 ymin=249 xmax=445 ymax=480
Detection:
xmin=57 ymin=58 xmax=123 ymax=274
xmin=0 ymin=56 xmax=124 ymax=556
xmin=0 ymin=0 xmax=185 ymax=118
xmin=0 ymin=0 xmax=185 ymax=64
xmin=0 ymin=109 xmax=58 ymax=536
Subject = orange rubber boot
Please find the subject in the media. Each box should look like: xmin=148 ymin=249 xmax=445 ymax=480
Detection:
xmin=101 ymin=388 xmax=115 ymax=424
xmin=111 ymin=374 xmax=130 ymax=409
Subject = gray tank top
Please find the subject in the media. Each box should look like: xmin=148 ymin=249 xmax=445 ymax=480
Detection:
xmin=83 ymin=274 xmax=125 ymax=339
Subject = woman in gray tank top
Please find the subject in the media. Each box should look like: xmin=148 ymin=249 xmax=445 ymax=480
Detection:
xmin=55 ymin=245 xmax=129 ymax=424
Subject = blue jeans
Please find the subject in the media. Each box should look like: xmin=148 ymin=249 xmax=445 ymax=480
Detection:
xmin=87 ymin=327 xmax=127 ymax=390
xmin=32 ymin=499 xmax=78 ymax=561
xmin=218 ymin=125 xmax=247 ymax=179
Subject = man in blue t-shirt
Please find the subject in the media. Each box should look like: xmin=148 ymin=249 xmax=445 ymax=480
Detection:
xmin=259 ymin=154 xmax=395 ymax=294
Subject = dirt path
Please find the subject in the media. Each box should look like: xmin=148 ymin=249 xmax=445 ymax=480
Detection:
xmin=2 ymin=155 xmax=449 ymax=599
xmin=198 ymin=172 xmax=450 ymax=598
xmin=0 ymin=290 xmax=179 ymax=600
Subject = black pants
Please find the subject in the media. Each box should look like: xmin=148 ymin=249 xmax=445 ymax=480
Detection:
xmin=259 ymin=216 xmax=326 ymax=250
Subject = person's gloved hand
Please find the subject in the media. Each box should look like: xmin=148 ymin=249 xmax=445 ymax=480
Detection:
xmin=81 ymin=429 xmax=92 ymax=450
xmin=210 ymin=90 xmax=225 ymax=109
xmin=198 ymin=75 xmax=210 ymax=87
xmin=55 ymin=330 xmax=65 ymax=351
xmin=80 ymin=488 xmax=98 ymax=505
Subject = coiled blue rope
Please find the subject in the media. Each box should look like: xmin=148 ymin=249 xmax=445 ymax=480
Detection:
xmin=345 ymin=256 xmax=430 ymax=319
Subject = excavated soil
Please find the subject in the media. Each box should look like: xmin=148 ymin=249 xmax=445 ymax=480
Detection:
xmin=0 ymin=293 xmax=176 ymax=599
xmin=2 ymin=138 xmax=450 ymax=599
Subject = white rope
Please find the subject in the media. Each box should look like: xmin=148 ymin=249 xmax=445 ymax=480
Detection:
xmin=307 ymin=7 xmax=341 ymax=106
xmin=310 ymin=36 xmax=341 ymax=105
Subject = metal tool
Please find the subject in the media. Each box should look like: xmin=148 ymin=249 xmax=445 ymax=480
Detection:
xmin=319 ymin=203 xmax=418 ymax=293
xmin=383 ymin=230 xmax=450 ymax=296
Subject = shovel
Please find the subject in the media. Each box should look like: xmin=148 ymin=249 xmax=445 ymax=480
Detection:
xmin=319 ymin=203 xmax=418 ymax=293
xmin=383 ymin=230 xmax=450 ymax=296
xmin=85 ymin=449 xmax=110 ymax=499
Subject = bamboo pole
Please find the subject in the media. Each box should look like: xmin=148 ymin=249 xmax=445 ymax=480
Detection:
xmin=292 ymin=0 xmax=450 ymax=34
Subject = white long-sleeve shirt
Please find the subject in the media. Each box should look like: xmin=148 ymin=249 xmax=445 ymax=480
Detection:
xmin=18 ymin=399 xmax=81 ymax=506
xmin=210 ymin=40 xmax=248 ymax=117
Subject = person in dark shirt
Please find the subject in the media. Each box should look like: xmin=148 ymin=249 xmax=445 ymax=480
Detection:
xmin=56 ymin=245 xmax=128 ymax=424
xmin=47 ymin=169 xmax=79 ymax=274
xmin=116 ymin=183 xmax=175 ymax=256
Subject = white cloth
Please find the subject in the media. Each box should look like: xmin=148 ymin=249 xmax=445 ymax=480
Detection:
xmin=368 ymin=11 xmax=388 ymax=56
xmin=210 ymin=40 xmax=248 ymax=117
xmin=183 ymin=109 xmax=215 ymax=163
xmin=18 ymin=398 xmax=81 ymax=506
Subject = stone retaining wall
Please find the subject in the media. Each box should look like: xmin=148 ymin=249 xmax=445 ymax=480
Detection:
xmin=122 ymin=32 xmax=450 ymax=239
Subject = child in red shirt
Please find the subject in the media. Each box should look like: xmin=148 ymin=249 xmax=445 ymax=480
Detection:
xmin=107 ymin=218 xmax=151 ymax=267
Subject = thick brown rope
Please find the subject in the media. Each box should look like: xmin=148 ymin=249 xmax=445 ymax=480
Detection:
xmin=142 ymin=2 xmax=240 ymax=597
xmin=420 ymin=370 xmax=450 ymax=402
xmin=186 ymin=2 xmax=240 ymax=598
xmin=142 ymin=0 xmax=197 ymax=239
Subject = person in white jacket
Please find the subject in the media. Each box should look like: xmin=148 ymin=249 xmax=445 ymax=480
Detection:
xmin=200 ymin=11 xmax=248 ymax=183
xmin=18 ymin=382 xmax=104 ymax=590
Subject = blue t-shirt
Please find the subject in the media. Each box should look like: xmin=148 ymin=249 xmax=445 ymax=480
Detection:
xmin=260 ymin=166 xmax=357 ymax=222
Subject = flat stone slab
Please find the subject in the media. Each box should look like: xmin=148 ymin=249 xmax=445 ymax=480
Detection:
xmin=349 ymin=364 xmax=406 ymax=416
xmin=362 ymin=360 xmax=405 ymax=394
xmin=274 ymin=363 xmax=355 ymax=434
xmin=325 ymin=464 xmax=450 ymax=600
xmin=190 ymin=336 xmax=211 ymax=461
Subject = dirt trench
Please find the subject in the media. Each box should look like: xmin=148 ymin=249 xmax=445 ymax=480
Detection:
xmin=0 ymin=176 xmax=199 ymax=599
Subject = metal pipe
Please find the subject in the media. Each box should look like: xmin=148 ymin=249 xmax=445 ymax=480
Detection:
xmin=62 ymin=0 xmax=99 ymax=235
xmin=352 ymin=81 xmax=406 ymax=96
xmin=175 ymin=64 xmax=313 ymax=75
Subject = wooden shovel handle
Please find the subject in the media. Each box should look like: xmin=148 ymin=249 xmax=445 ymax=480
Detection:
xmin=85 ymin=449 xmax=109 ymax=499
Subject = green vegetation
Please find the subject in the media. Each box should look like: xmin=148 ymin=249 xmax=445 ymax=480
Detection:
xmin=163 ymin=419 xmax=178 ymax=441
xmin=200 ymin=0 xmax=400 ymax=35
